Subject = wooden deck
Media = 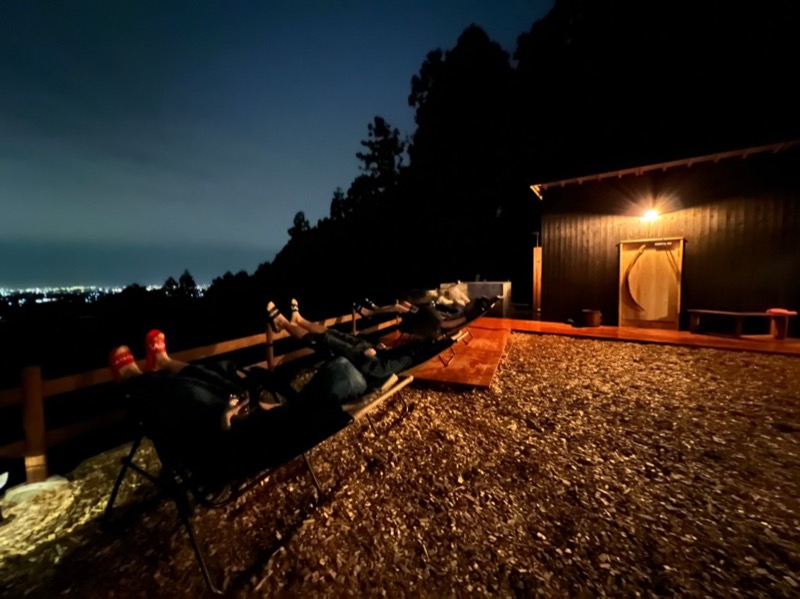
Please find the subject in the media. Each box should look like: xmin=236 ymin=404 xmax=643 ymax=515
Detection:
xmin=405 ymin=327 xmax=510 ymax=388
xmin=476 ymin=317 xmax=800 ymax=357
xmin=394 ymin=316 xmax=800 ymax=389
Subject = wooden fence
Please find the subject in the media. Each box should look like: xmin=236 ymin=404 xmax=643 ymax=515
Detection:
xmin=0 ymin=311 xmax=399 ymax=484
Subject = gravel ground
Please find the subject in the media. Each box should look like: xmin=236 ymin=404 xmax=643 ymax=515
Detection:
xmin=1 ymin=333 xmax=799 ymax=598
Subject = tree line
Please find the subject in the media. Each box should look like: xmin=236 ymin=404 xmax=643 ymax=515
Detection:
xmin=226 ymin=0 xmax=798 ymax=320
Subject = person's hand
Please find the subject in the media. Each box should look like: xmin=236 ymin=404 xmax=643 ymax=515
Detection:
xmin=222 ymin=397 xmax=250 ymax=430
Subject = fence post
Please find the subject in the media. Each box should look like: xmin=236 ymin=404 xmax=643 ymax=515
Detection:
xmin=266 ymin=327 xmax=275 ymax=371
xmin=22 ymin=366 xmax=48 ymax=483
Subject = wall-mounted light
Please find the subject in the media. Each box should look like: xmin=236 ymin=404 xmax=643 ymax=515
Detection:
xmin=641 ymin=209 xmax=659 ymax=222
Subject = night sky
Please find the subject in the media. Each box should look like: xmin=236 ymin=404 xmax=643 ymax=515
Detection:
xmin=0 ymin=1 xmax=553 ymax=288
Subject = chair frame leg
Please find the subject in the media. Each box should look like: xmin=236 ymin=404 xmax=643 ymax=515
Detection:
xmin=438 ymin=346 xmax=457 ymax=367
xmin=175 ymin=493 xmax=224 ymax=595
xmin=103 ymin=433 xmax=144 ymax=526
xmin=302 ymin=452 xmax=322 ymax=495
xmin=103 ymin=427 xmax=335 ymax=594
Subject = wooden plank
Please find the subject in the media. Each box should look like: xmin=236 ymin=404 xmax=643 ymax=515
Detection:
xmin=172 ymin=333 xmax=266 ymax=363
xmin=270 ymin=348 xmax=315 ymax=368
xmin=687 ymin=309 xmax=771 ymax=317
xmin=40 ymin=333 xmax=268 ymax=399
xmin=406 ymin=328 xmax=510 ymax=388
xmin=485 ymin=317 xmax=800 ymax=357
xmin=43 ymin=367 xmax=116 ymax=399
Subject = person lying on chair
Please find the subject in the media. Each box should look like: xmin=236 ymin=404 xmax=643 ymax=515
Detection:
xmin=143 ymin=329 xmax=367 ymax=413
xmin=266 ymin=300 xmax=455 ymax=389
xmin=110 ymin=331 xmax=367 ymax=482
xmin=353 ymin=292 xmax=499 ymax=342
xmin=352 ymin=297 xmax=419 ymax=317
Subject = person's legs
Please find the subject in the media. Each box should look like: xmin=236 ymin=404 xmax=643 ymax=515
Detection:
xmin=299 ymin=357 xmax=368 ymax=406
xmin=274 ymin=300 xmax=378 ymax=360
xmin=353 ymin=298 xmax=416 ymax=318
xmin=140 ymin=331 xmax=262 ymax=420
xmin=291 ymin=298 xmax=386 ymax=334
xmin=300 ymin=329 xmax=375 ymax=364
xmin=266 ymin=301 xmax=316 ymax=339
xmin=288 ymin=300 xmax=328 ymax=334
xmin=145 ymin=329 xmax=251 ymax=386
xmin=396 ymin=300 xmax=417 ymax=313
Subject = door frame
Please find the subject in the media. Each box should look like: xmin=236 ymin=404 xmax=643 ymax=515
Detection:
xmin=618 ymin=237 xmax=685 ymax=329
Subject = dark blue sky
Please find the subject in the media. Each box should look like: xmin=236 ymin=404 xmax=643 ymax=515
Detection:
xmin=0 ymin=1 xmax=553 ymax=287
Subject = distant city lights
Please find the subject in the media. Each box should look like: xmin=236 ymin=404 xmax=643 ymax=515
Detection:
xmin=0 ymin=283 xmax=209 ymax=303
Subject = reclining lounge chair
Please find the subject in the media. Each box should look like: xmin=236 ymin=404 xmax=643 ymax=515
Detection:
xmin=103 ymin=367 xmax=413 ymax=595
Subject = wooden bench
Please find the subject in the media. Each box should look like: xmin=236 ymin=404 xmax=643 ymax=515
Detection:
xmin=688 ymin=309 xmax=796 ymax=340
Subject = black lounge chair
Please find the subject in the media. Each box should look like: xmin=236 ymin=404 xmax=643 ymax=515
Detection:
xmin=103 ymin=369 xmax=413 ymax=595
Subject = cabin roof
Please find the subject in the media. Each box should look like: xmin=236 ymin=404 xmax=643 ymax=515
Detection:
xmin=529 ymin=139 xmax=800 ymax=200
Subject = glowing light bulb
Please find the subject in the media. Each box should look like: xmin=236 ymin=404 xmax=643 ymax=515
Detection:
xmin=642 ymin=209 xmax=659 ymax=222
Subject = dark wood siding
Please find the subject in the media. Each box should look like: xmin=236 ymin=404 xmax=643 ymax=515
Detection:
xmin=540 ymin=148 xmax=800 ymax=334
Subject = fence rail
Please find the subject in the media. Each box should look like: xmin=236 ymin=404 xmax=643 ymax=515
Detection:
xmin=0 ymin=310 xmax=399 ymax=483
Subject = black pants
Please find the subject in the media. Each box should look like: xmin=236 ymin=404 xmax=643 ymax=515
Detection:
xmin=303 ymin=329 xmax=415 ymax=387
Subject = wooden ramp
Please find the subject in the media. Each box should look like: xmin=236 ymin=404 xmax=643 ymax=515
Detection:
xmin=401 ymin=325 xmax=510 ymax=388
xmin=379 ymin=314 xmax=799 ymax=390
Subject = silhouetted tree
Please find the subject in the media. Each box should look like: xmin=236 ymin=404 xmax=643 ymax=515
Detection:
xmin=402 ymin=25 xmax=516 ymax=283
xmin=287 ymin=211 xmax=310 ymax=239
xmin=162 ymin=276 xmax=178 ymax=297
xmin=178 ymin=269 xmax=198 ymax=299
xmin=119 ymin=283 xmax=149 ymax=301
xmin=408 ymin=25 xmax=513 ymax=188
xmin=355 ymin=116 xmax=405 ymax=192
xmin=325 ymin=117 xmax=406 ymax=222
xmin=329 ymin=187 xmax=347 ymax=221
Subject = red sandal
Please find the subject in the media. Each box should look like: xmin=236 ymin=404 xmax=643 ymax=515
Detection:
xmin=109 ymin=346 xmax=136 ymax=381
xmin=145 ymin=329 xmax=167 ymax=371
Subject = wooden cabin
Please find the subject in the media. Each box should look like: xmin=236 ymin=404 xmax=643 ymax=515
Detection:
xmin=528 ymin=140 xmax=800 ymax=336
